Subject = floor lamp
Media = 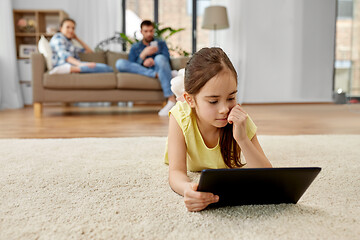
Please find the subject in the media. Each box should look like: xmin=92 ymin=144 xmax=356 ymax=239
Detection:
xmin=202 ymin=6 xmax=229 ymax=46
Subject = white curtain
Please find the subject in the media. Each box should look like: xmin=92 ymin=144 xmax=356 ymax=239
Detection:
xmin=0 ymin=0 xmax=24 ymax=110
xmin=213 ymin=0 xmax=335 ymax=103
xmin=210 ymin=0 xmax=246 ymax=103
xmin=68 ymin=0 xmax=122 ymax=51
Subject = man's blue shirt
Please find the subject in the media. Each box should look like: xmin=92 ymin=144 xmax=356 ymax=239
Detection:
xmin=128 ymin=39 xmax=170 ymax=65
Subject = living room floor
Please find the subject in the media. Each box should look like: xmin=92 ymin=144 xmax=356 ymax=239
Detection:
xmin=0 ymin=103 xmax=359 ymax=138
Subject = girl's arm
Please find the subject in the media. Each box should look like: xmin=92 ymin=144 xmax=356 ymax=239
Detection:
xmin=66 ymin=56 xmax=82 ymax=66
xmin=168 ymin=114 xmax=191 ymax=193
xmin=228 ymin=104 xmax=272 ymax=168
xmin=168 ymin=114 xmax=219 ymax=211
xmin=74 ymin=34 xmax=93 ymax=53
xmin=240 ymin=134 xmax=272 ymax=168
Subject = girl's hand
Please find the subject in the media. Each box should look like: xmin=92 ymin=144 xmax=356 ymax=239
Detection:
xmin=183 ymin=183 xmax=219 ymax=212
xmin=227 ymin=104 xmax=248 ymax=142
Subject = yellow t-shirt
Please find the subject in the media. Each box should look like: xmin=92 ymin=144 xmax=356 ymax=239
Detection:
xmin=164 ymin=101 xmax=257 ymax=172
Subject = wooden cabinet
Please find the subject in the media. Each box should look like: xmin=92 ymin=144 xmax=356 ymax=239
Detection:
xmin=13 ymin=10 xmax=68 ymax=105
xmin=17 ymin=59 xmax=33 ymax=105
xmin=13 ymin=9 xmax=68 ymax=59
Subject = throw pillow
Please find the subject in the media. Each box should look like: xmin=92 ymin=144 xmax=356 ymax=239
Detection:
xmin=170 ymin=56 xmax=190 ymax=71
xmin=106 ymin=51 xmax=128 ymax=72
xmin=38 ymin=35 xmax=53 ymax=70
xmin=170 ymin=68 xmax=185 ymax=101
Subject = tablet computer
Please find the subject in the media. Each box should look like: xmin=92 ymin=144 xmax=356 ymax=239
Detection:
xmin=197 ymin=167 xmax=321 ymax=207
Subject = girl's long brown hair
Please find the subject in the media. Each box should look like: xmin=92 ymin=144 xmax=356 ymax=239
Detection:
xmin=185 ymin=47 xmax=244 ymax=168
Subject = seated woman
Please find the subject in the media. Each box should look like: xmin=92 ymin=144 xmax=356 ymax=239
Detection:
xmin=49 ymin=18 xmax=113 ymax=74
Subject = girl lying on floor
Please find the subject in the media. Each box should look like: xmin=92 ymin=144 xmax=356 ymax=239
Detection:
xmin=165 ymin=47 xmax=272 ymax=212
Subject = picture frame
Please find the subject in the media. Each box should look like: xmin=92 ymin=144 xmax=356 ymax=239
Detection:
xmin=19 ymin=44 xmax=37 ymax=58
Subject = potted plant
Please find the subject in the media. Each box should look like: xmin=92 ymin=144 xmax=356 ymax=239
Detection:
xmin=120 ymin=23 xmax=189 ymax=57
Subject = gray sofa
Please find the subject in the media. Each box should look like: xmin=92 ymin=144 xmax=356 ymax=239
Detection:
xmin=31 ymin=51 xmax=189 ymax=117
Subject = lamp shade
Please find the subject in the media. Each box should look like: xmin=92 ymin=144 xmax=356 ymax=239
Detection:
xmin=202 ymin=6 xmax=229 ymax=30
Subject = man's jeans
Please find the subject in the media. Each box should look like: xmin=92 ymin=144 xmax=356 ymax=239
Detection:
xmin=79 ymin=62 xmax=113 ymax=73
xmin=115 ymin=54 xmax=173 ymax=97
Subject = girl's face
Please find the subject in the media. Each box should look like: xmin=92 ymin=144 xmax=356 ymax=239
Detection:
xmin=60 ymin=21 xmax=75 ymax=39
xmin=187 ymin=69 xmax=237 ymax=129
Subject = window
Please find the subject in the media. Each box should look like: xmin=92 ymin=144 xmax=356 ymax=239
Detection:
xmin=195 ymin=0 xmax=211 ymax=50
xmin=122 ymin=0 xmax=212 ymax=55
xmin=338 ymin=0 xmax=353 ymax=19
xmin=334 ymin=0 xmax=360 ymax=97
xmin=158 ymin=0 xmax=192 ymax=56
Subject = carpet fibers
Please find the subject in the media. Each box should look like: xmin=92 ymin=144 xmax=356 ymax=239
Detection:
xmin=0 ymin=135 xmax=359 ymax=239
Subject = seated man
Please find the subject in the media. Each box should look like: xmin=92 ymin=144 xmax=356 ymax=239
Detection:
xmin=116 ymin=20 xmax=176 ymax=116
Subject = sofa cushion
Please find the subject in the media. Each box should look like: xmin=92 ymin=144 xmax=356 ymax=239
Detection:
xmin=79 ymin=51 xmax=107 ymax=63
xmin=38 ymin=35 xmax=53 ymax=70
xmin=43 ymin=73 xmax=117 ymax=89
xmin=116 ymin=73 xmax=162 ymax=90
xmin=106 ymin=51 xmax=189 ymax=72
xmin=107 ymin=51 xmax=129 ymax=72
xmin=170 ymin=56 xmax=189 ymax=70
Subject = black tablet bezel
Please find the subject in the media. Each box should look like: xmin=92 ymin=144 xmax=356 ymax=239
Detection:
xmin=197 ymin=167 xmax=321 ymax=207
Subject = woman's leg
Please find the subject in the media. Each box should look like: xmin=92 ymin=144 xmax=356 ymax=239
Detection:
xmin=49 ymin=63 xmax=72 ymax=74
xmin=70 ymin=66 xmax=81 ymax=73
xmin=79 ymin=63 xmax=114 ymax=73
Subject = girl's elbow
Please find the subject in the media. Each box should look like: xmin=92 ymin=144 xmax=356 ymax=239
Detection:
xmin=265 ymin=161 xmax=273 ymax=168
xmin=168 ymin=169 xmax=175 ymax=185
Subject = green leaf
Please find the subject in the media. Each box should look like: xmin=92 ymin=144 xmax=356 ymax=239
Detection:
xmin=119 ymin=33 xmax=134 ymax=45
xmin=164 ymin=28 xmax=185 ymax=40
xmin=116 ymin=23 xmax=189 ymax=56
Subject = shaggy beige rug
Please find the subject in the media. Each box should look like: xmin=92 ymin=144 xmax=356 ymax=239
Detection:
xmin=0 ymin=135 xmax=359 ymax=240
